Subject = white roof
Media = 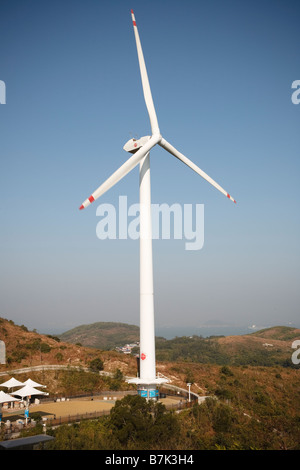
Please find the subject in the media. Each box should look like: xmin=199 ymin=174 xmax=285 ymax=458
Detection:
xmin=0 ymin=390 xmax=20 ymax=404
xmin=0 ymin=377 xmax=25 ymax=388
xmin=24 ymin=378 xmax=46 ymax=388
xmin=11 ymin=384 xmax=48 ymax=398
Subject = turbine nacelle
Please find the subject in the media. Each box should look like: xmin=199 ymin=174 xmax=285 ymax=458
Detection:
xmin=123 ymin=136 xmax=151 ymax=154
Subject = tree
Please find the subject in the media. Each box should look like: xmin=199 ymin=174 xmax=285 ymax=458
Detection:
xmin=109 ymin=395 xmax=152 ymax=447
xmin=107 ymin=395 xmax=180 ymax=449
xmin=185 ymin=369 xmax=195 ymax=384
xmin=113 ymin=368 xmax=123 ymax=381
xmin=212 ymin=403 xmax=235 ymax=433
xmin=89 ymin=357 xmax=104 ymax=373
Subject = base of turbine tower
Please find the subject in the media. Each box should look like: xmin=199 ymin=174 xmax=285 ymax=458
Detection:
xmin=127 ymin=377 xmax=168 ymax=401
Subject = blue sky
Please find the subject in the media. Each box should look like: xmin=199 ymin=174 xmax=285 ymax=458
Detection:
xmin=0 ymin=0 xmax=299 ymax=334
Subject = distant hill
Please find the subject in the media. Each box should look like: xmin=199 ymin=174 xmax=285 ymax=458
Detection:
xmin=59 ymin=322 xmax=140 ymax=350
xmin=57 ymin=321 xmax=300 ymax=368
xmin=0 ymin=317 xmax=106 ymax=369
xmin=0 ymin=316 xmax=138 ymax=377
xmin=250 ymin=326 xmax=300 ymax=341
xmin=155 ymin=325 xmax=300 ymax=367
xmin=1 ymin=317 xmax=299 ymax=372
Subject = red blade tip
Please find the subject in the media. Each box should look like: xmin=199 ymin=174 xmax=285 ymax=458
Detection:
xmin=79 ymin=205 xmax=84 ymax=210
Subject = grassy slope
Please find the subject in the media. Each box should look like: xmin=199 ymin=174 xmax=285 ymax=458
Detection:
xmin=58 ymin=322 xmax=139 ymax=349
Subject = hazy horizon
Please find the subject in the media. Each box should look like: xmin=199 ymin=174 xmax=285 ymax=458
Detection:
xmin=35 ymin=320 xmax=300 ymax=339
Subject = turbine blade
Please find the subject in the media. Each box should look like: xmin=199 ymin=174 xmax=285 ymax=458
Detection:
xmin=131 ymin=10 xmax=160 ymax=135
xmin=79 ymin=135 xmax=160 ymax=210
xmin=159 ymin=138 xmax=237 ymax=203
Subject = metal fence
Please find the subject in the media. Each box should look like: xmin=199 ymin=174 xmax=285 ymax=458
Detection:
xmin=42 ymin=408 xmax=112 ymax=427
xmin=39 ymin=390 xmax=136 ymax=404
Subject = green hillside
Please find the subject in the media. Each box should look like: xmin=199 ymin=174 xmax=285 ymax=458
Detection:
xmin=156 ymin=326 xmax=300 ymax=367
xmin=250 ymin=326 xmax=300 ymax=341
xmin=59 ymin=322 xmax=139 ymax=350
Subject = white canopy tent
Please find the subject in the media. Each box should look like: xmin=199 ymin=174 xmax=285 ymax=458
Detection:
xmin=0 ymin=390 xmax=20 ymax=404
xmin=0 ymin=390 xmax=21 ymax=422
xmin=23 ymin=378 xmax=46 ymax=388
xmin=11 ymin=384 xmax=48 ymax=398
xmin=0 ymin=377 xmax=25 ymax=389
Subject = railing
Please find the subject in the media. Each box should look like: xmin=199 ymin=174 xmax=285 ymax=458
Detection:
xmin=38 ymin=390 xmax=136 ymax=404
xmin=0 ymin=364 xmax=90 ymax=377
xmin=42 ymin=408 xmax=112 ymax=427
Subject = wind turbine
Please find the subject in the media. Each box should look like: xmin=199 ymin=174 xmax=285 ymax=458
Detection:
xmin=79 ymin=10 xmax=236 ymax=400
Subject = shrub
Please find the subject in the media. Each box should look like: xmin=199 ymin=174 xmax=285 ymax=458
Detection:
xmin=89 ymin=357 xmax=104 ymax=373
xmin=40 ymin=342 xmax=51 ymax=353
xmin=55 ymin=352 xmax=63 ymax=362
xmin=220 ymin=366 xmax=234 ymax=376
xmin=215 ymin=387 xmax=234 ymax=400
xmin=212 ymin=403 xmax=235 ymax=433
xmin=108 ymin=395 xmax=180 ymax=449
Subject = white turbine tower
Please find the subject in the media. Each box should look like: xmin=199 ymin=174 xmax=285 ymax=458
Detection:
xmin=79 ymin=10 xmax=236 ymax=400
